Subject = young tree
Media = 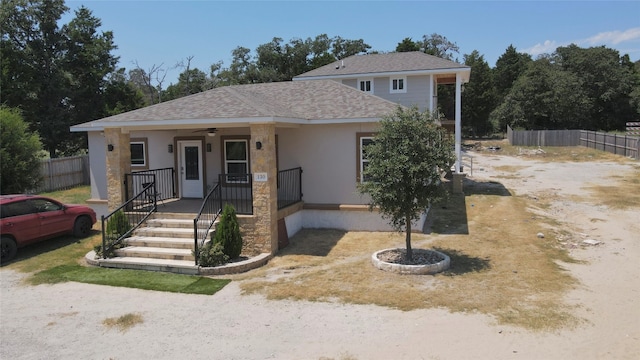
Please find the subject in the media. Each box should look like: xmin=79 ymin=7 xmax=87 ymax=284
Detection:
xmin=0 ymin=107 xmax=43 ymax=194
xmin=358 ymin=107 xmax=454 ymax=261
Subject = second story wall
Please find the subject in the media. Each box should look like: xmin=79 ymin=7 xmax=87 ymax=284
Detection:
xmin=338 ymin=75 xmax=433 ymax=112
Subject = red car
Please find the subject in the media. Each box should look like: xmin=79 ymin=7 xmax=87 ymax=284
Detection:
xmin=0 ymin=194 xmax=97 ymax=263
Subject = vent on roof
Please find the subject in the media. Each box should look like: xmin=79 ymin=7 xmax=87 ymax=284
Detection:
xmin=335 ymin=60 xmax=345 ymax=70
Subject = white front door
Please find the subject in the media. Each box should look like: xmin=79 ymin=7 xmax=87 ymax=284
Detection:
xmin=178 ymin=140 xmax=203 ymax=198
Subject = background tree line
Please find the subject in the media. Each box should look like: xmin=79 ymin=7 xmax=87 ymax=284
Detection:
xmin=2 ymin=0 xmax=640 ymax=161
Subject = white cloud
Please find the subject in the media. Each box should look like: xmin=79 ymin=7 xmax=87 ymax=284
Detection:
xmin=524 ymin=27 xmax=640 ymax=58
xmin=581 ymin=27 xmax=640 ymax=45
xmin=524 ymin=40 xmax=558 ymax=57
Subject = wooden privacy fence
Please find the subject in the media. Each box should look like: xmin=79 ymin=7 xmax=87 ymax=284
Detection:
xmin=580 ymin=131 xmax=639 ymax=160
xmin=31 ymin=155 xmax=90 ymax=193
xmin=507 ymin=125 xmax=581 ymax=146
xmin=507 ymin=126 xmax=640 ymax=160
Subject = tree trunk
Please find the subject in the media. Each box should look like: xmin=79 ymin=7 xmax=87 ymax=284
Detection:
xmin=405 ymin=215 xmax=413 ymax=261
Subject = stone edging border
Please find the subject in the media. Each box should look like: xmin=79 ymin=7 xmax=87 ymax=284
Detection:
xmin=371 ymin=248 xmax=450 ymax=275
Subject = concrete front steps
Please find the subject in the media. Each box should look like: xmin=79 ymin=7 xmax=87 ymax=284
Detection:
xmin=85 ymin=212 xmax=273 ymax=275
xmin=87 ymin=214 xmax=204 ymax=275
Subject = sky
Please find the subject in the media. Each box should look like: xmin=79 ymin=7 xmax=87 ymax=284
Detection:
xmin=62 ymin=0 xmax=640 ymax=85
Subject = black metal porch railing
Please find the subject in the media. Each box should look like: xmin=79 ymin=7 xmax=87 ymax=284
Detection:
xmin=278 ymin=167 xmax=303 ymax=209
xmin=124 ymin=167 xmax=175 ymax=203
xmin=100 ymin=182 xmax=156 ymax=258
xmin=219 ymin=173 xmax=253 ymax=214
xmin=193 ymin=183 xmax=222 ymax=265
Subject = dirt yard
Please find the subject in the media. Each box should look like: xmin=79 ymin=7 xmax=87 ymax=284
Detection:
xmin=1 ymin=146 xmax=638 ymax=360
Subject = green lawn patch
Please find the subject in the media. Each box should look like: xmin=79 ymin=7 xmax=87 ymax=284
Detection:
xmin=30 ymin=264 xmax=230 ymax=295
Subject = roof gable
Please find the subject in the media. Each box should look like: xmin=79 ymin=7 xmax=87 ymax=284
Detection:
xmin=294 ymin=51 xmax=470 ymax=79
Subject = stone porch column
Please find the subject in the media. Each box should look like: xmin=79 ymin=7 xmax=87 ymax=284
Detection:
xmin=250 ymin=123 xmax=278 ymax=254
xmin=104 ymin=128 xmax=131 ymax=211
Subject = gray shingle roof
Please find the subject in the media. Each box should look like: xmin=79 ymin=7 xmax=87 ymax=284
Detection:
xmin=72 ymin=80 xmax=402 ymax=130
xmin=294 ymin=51 xmax=469 ymax=79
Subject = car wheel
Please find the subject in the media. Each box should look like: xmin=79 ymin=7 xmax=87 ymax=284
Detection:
xmin=73 ymin=216 xmax=93 ymax=238
xmin=1 ymin=237 xmax=17 ymax=264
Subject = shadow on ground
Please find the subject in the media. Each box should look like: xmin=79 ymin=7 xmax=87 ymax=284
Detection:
xmin=0 ymin=230 xmax=100 ymax=267
xmin=424 ymin=193 xmax=469 ymax=235
xmin=463 ymin=177 xmax=512 ymax=196
xmin=434 ymin=247 xmax=492 ymax=275
xmin=277 ymin=229 xmax=346 ymax=257
xmin=424 ymin=177 xmax=512 ymax=236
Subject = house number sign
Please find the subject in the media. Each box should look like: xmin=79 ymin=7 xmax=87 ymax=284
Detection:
xmin=254 ymin=173 xmax=268 ymax=182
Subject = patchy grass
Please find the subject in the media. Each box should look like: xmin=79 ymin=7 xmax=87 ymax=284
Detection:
xmin=40 ymin=185 xmax=92 ymax=205
xmin=583 ymin=168 xmax=640 ymax=209
xmin=239 ymin=189 xmax=581 ymax=331
xmin=103 ymin=313 xmax=144 ymax=333
xmin=469 ymin=140 xmax=636 ymax=163
xmin=29 ymin=264 xmax=230 ymax=295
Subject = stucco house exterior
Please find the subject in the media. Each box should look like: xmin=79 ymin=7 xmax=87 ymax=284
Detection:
xmin=71 ymin=51 xmax=470 ymax=266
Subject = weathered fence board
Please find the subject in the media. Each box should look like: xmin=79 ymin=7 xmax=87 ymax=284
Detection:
xmin=507 ymin=126 xmax=581 ymax=146
xmin=507 ymin=126 xmax=639 ymax=160
xmin=580 ymin=131 xmax=639 ymax=160
xmin=30 ymin=155 xmax=90 ymax=193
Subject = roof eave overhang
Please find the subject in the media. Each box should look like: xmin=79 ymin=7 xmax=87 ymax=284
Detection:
xmin=70 ymin=116 xmax=383 ymax=132
xmin=294 ymin=67 xmax=471 ymax=83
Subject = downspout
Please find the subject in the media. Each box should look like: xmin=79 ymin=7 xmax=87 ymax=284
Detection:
xmin=428 ymin=74 xmax=434 ymax=113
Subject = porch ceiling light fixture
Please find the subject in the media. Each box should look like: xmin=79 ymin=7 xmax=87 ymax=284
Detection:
xmin=192 ymin=128 xmax=217 ymax=137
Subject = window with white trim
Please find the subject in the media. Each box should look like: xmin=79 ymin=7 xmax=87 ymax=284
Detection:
xmin=390 ymin=77 xmax=406 ymax=93
xmin=130 ymin=138 xmax=148 ymax=169
xmin=357 ymin=133 xmax=375 ymax=183
xmin=223 ymin=138 xmax=249 ymax=183
xmin=358 ymin=78 xmax=373 ymax=93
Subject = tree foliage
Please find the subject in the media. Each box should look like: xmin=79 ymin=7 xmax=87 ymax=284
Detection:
xmin=102 ymin=68 xmax=146 ymax=116
xmin=1 ymin=0 xmax=119 ymax=157
xmin=395 ymin=37 xmax=421 ymax=52
xmin=554 ymin=45 xmax=637 ymax=131
xmin=491 ymin=58 xmax=591 ymax=131
xmin=490 ymin=45 xmax=638 ymax=131
xmin=493 ymin=45 xmax=532 ymax=99
xmin=358 ymin=107 xmax=454 ymax=261
xmin=214 ymin=34 xmax=371 ymax=85
xmin=462 ymin=50 xmax=497 ymax=136
xmin=0 ymin=107 xmax=43 ymax=194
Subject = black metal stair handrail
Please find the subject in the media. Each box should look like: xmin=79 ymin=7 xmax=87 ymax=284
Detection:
xmin=100 ymin=182 xmax=157 ymax=259
xmin=193 ymin=183 xmax=223 ymax=265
